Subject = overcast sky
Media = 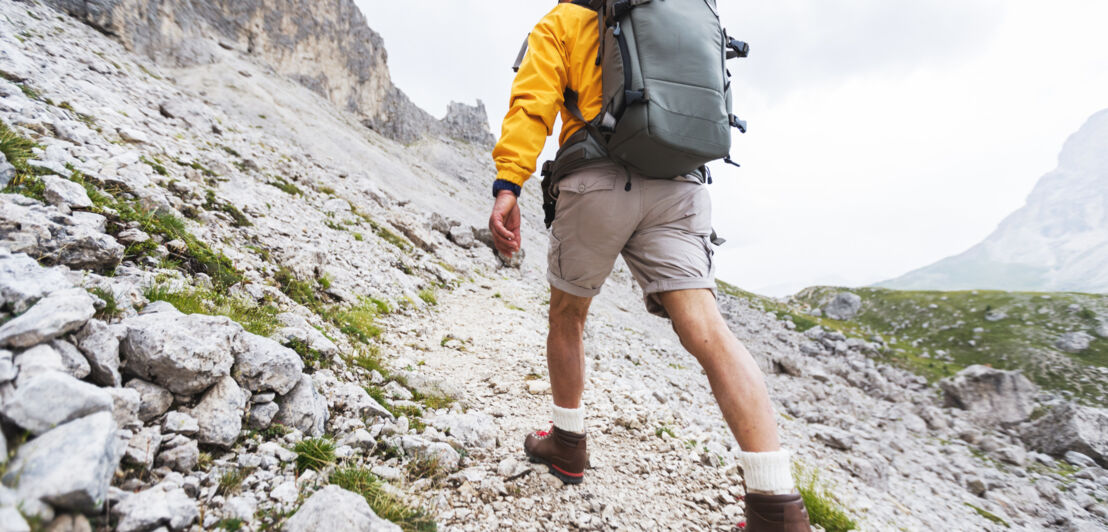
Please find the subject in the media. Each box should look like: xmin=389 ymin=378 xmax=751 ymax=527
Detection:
xmin=356 ymin=0 xmax=1108 ymax=295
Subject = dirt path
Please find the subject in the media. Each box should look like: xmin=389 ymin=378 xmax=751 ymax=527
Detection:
xmin=379 ymin=273 xmax=747 ymax=531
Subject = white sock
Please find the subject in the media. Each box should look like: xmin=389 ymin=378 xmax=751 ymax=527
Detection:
xmin=740 ymin=449 xmax=796 ymax=495
xmin=551 ymin=404 xmax=585 ymax=434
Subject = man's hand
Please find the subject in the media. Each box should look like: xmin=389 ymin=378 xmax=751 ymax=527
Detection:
xmin=489 ymin=190 xmax=521 ymax=257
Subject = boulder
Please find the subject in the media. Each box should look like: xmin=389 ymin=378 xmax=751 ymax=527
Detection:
xmin=0 ymin=195 xmax=124 ymax=270
xmin=283 ymin=485 xmax=401 ymax=532
xmin=0 ymin=252 xmax=70 ymax=314
xmin=427 ymin=411 xmax=497 ymax=449
xmin=1094 ymin=321 xmax=1108 ymax=339
xmin=247 ymin=401 xmax=279 ymax=430
xmin=2 ymin=372 xmax=114 ymax=435
xmin=12 ymin=344 xmax=69 ymax=386
xmin=190 ymin=376 xmax=246 ymax=448
xmin=125 ymin=379 xmax=173 ymax=422
xmin=314 ymin=371 xmax=392 ymax=420
xmin=112 ymin=482 xmax=198 ymax=532
xmin=0 ymin=288 xmax=95 ymax=348
xmin=274 ymin=374 xmax=328 ymax=437
xmin=447 ymin=226 xmax=475 ymax=248
xmin=233 ymin=334 xmax=303 ymax=395
xmin=938 ymin=365 xmax=1037 ymax=426
xmin=1055 ymin=332 xmax=1093 ymax=353
xmin=1021 ymin=403 xmax=1108 ymax=467
xmin=163 ymin=411 xmax=200 ymax=435
xmin=822 ymin=292 xmax=862 ymax=321
xmin=120 ymin=307 xmax=240 ymax=395
xmin=39 ymin=175 xmax=92 ymax=209
xmin=74 ymin=319 xmax=124 ymax=386
xmin=399 ymin=435 xmax=461 ymax=471
xmin=2 ymin=412 xmax=121 ymax=512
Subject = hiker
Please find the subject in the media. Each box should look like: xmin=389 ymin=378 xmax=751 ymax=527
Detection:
xmin=488 ymin=1 xmax=813 ymax=530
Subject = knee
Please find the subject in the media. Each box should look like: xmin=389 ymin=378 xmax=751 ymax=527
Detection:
xmin=675 ymin=319 xmax=730 ymax=359
xmin=549 ymin=300 xmax=588 ymax=332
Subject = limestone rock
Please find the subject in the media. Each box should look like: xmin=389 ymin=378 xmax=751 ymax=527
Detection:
xmin=119 ymin=306 xmax=240 ymax=395
xmin=105 ymin=386 xmax=142 ymax=427
xmin=0 ymin=152 xmax=14 ymax=188
xmin=1055 ymin=332 xmax=1093 ymax=353
xmin=49 ymin=340 xmax=90 ymax=380
xmin=0 ymin=252 xmax=71 ymax=314
xmin=428 ymin=411 xmax=496 ymax=449
xmin=1021 ymin=403 xmax=1108 ymax=467
xmin=399 ymin=435 xmax=461 ymax=471
xmin=233 ymin=334 xmax=303 ymax=395
xmin=123 ymin=425 xmax=162 ymax=470
xmin=0 ymin=195 xmax=124 ymax=270
xmin=939 ymin=365 xmax=1037 ymax=426
xmin=74 ymin=319 xmax=124 ymax=387
xmin=155 ymin=438 xmax=199 ymax=472
xmin=190 ymin=376 xmax=246 ymax=448
xmin=283 ymin=485 xmax=401 ymax=532
xmin=274 ymin=374 xmax=328 ymax=437
xmin=163 ymin=411 xmax=200 ymax=435
xmin=112 ymin=482 xmax=198 ymax=532
xmin=0 ymin=288 xmax=95 ymax=348
xmin=246 ymin=401 xmax=279 ymax=430
xmin=2 ymin=372 xmax=114 ymax=435
xmin=822 ymin=292 xmax=862 ymax=321
xmin=2 ymin=412 xmax=121 ymax=512
xmin=125 ymin=379 xmax=173 ymax=422
xmin=39 ymin=175 xmax=92 ymax=209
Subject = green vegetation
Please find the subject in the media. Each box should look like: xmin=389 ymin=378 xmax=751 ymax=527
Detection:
xmin=329 ymin=299 xmax=384 ymax=343
xmin=964 ymin=502 xmax=1009 ymax=527
xmin=217 ymin=469 xmax=245 ymax=497
xmin=293 ymin=437 xmax=336 ymax=474
xmin=0 ymin=119 xmax=44 ymax=201
xmin=266 ymin=176 xmax=302 ymax=196
xmin=204 ymin=190 xmax=252 ymax=227
xmin=286 ymin=338 xmax=328 ymax=369
xmin=83 ymin=179 xmax=243 ymax=288
xmin=88 ymin=286 xmax=121 ymax=322
xmin=258 ymin=423 xmax=291 ymax=440
xmin=654 ymin=426 xmax=676 ymax=439
xmin=418 ymin=288 xmax=437 ymax=306
xmin=329 ymin=466 xmax=437 ymax=532
xmin=788 ymin=286 xmax=1108 ymax=403
xmin=214 ymin=518 xmax=245 ymax=531
xmin=404 ymin=456 xmax=444 ymax=482
xmin=140 ymin=155 xmax=168 ymax=176
xmin=794 ymin=464 xmax=857 ymax=532
xmin=144 ymin=285 xmax=279 ymax=336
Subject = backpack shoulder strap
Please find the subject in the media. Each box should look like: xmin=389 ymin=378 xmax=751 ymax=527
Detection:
xmin=511 ymin=34 xmax=530 ymax=72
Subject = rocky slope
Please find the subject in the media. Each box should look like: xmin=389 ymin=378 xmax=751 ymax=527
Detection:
xmin=882 ymin=109 xmax=1108 ymax=293
xmin=0 ymin=1 xmax=1106 ymax=531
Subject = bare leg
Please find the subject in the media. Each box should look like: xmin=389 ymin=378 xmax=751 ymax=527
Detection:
xmin=547 ymin=287 xmax=592 ymax=409
xmin=658 ymin=289 xmax=781 ymax=452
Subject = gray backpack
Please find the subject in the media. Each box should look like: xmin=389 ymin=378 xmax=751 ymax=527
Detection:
xmin=515 ymin=0 xmax=749 ymax=184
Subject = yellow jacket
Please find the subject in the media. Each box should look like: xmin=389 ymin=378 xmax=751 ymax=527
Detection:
xmin=492 ymin=3 xmax=602 ymax=191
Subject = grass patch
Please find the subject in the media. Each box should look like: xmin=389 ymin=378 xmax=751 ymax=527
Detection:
xmin=214 ymin=518 xmax=244 ymax=531
xmin=266 ymin=176 xmax=302 ymax=196
xmin=793 ymin=464 xmax=856 ymax=532
xmin=327 ymin=299 xmax=384 ymax=344
xmin=286 ymin=338 xmax=328 ymax=369
xmin=0 ymin=119 xmax=43 ymax=201
xmin=144 ymin=285 xmax=279 ymax=336
xmin=204 ymin=190 xmax=252 ymax=227
xmin=404 ymin=456 xmax=444 ymax=482
xmin=140 ymin=155 xmax=168 ymax=176
xmin=418 ymin=289 xmax=437 ymax=306
xmin=655 ymin=426 xmax=676 ymax=439
xmin=329 ymin=466 xmax=437 ymax=532
xmin=275 ymin=267 xmax=322 ymax=308
xmin=293 ymin=437 xmax=336 ymax=474
xmin=217 ymin=469 xmax=246 ymax=497
xmin=964 ymin=503 xmax=1009 ymax=527
xmin=88 ymin=287 xmax=122 ymax=322
xmin=259 ymin=423 xmax=291 ymax=440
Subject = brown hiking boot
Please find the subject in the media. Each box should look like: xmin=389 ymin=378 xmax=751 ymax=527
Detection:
xmin=524 ymin=425 xmax=586 ymax=485
xmin=741 ymin=493 xmax=812 ymax=532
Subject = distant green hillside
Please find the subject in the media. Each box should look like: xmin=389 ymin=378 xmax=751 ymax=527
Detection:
xmin=718 ymin=282 xmax=1108 ymax=405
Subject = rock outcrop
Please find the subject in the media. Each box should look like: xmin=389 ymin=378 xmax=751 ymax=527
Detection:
xmin=1022 ymin=403 xmax=1108 ymax=467
xmin=939 ymin=365 xmax=1037 ymax=426
xmin=44 ymin=0 xmax=493 ymax=146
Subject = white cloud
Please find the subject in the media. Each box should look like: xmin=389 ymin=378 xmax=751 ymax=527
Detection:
xmin=357 ymin=0 xmax=1108 ymax=296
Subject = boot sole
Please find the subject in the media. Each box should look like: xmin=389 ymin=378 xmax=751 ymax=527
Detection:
xmin=526 ymin=455 xmax=584 ymax=485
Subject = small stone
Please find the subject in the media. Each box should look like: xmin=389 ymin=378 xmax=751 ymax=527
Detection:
xmin=156 ymin=439 xmax=199 ymax=473
xmin=75 ymin=319 xmax=124 ymax=387
xmin=125 ymin=379 xmax=173 ymax=422
xmin=232 ymin=334 xmax=303 ymax=395
xmin=163 ymin=411 xmax=200 ymax=435
xmin=112 ymin=482 xmax=198 ymax=532
xmin=116 ymin=127 xmax=149 ymax=144
xmin=190 ymin=376 xmax=246 ymax=448
xmin=105 ymin=386 xmax=142 ymax=427
xmin=123 ymin=426 xmax=163 ymax=470
xmin=1055 ymin=332 xmax=1093 ymax=353
xmin=246 ymin=401 xmax=279 ymax=430
xmin=527 ymin=380 xmax=551 ymax=395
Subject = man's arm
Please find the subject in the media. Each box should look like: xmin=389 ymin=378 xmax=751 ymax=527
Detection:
xmin=489 ymin=13 xmax=569 ymax=257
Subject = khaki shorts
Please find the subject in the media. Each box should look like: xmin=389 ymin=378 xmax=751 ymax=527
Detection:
xmin=546 ymin=161 xmax=716 ymax=317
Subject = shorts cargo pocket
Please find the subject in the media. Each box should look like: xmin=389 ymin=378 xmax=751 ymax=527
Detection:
xmin=547 ymin=229 xmax=564 ymax=280
xmin=557 ymin=167 xmax=619 ymax=196
xmin=701 ymin=235 xmax=715 ymax=273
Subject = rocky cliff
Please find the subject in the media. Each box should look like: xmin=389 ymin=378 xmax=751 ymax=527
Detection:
xmin=44 ymin=0 xmax=495 ymax=145
xmin=882 ymin=109 xmax=1108 ymax=293
xmin=1 ymin=1 xmax=1106 ymax=531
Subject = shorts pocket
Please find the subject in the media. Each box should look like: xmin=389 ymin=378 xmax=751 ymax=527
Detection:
xmin=557 ymin=167 xmax=620 ymax=196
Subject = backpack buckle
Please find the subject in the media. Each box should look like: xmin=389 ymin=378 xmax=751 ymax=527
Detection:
xmin=541 ymin=160 xmax=554 ymax=178
xmin=729 ymin=115 xmax=748 ymax=134
xmin=625 ymin=89 xmax=647 ymax=106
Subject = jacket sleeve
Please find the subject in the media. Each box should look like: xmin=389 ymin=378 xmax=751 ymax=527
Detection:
xmin=492 ymin=15 xmax=569 ymax=191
